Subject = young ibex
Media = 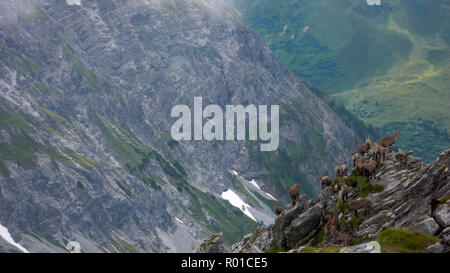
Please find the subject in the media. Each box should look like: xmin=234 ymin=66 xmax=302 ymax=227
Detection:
xmin=395 ymin=149 xmax=413 ymax=162
xmin=366 ymin=136 xmax=381 ymax=163
xmin=286 ymin=184 xmax=301 ymax=202
xmin=273 ymin=204 xmax=284 ymax=216
xmin=380 ymin=145 xmax=389 ymax=161
xmin=354 ymin=157 xmax=365 ymax=176
xmin=320 ymin=171 xmax=333 ymax=189
xmin=335 ymin=163 xmax=342 ymax=178
xmin=351 ymin=152 xmax=361 ymax=168
xmin=324 ymin=210 xmax=339 ymax=236
xmin=347 ymin=198 xmax=371 ymax=216
xmin=379 ymin=130 xmax=399 ymax=149
xmin=355 ymin=140 xmax=368 ymax=156
xmin=336 ymin=162 xmax=348 ymax=178
xmin=332 ymin=231 xmax=351 ymax=246
xmin=364 ymin=159 xmax=377 ymax=180
xmin=338 ymin=181 xmax=351 ymax=201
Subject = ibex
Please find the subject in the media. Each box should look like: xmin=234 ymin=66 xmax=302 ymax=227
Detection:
xmin=333 ymin=231 xmax=351 ymax=246
xmin=338 ymin=181 xmax=351 ymax=201
xmin=336 ymin=162 xmax=348 ymax=178
xmin=379 ymin=130 xmax=399 ymax=149
xmin=335 ymin=163 xmax=342 ymax=178
xmin=347 ymin=198 xmax=371 ymax=216
xmin=366 ymin=136 xmax=381 ymax=163
xmin=364 ymin=159 xmax=377 ymax=180
xmin=380 ymin=145 xmax=389 ymax=161
xmin=351 ymin=152 xmax=361 ymax=168
xmin=324 ymin=210 xmax=339 ymax=236
xmin=395 ymin=149 xmax=413 ymax=162
xmin=354 ymin=157 xmax=365 ymax=176
xmin=320 ymin=173 xmax=333 ymax=189
xmin=355 ymin=140 xmax=368 ymax=156
xmin=286 ymin=184 xmax=301 ymax=202
xmin=273 ymin=204 xmax=284 ymax=216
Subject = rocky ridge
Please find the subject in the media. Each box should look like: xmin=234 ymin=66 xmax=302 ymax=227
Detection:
xmin=202 ymin=149 xmax=449 ymax=253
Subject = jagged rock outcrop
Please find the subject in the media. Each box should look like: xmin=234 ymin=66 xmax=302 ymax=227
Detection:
xmin=284 ymin=204 xmax=323 ymax=248
xmin=231 ymin=226 xmax=272 ymax=253
xmin=231 ymin=149 xmax=450 ymax=253
xmin=195 ymin=233 xmax=225 ymax=253
xmin=270 ymin=195 xmax=311 ymax=248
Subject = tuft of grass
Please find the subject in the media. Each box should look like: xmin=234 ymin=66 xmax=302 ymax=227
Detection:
xmin=342 ymin=174 xmax=384 ymax=197
xmin=376 ymin=227 xmax=439 ymax=253
xmin=263 ymin=246 xmax=287 ymax=253
xmin=76 ymin=181 xmax=85 ymax=190
xmin=301 ymin=246 xmax=341 ymax=253
xmin=440 ymin=194 xmax=450 ymax=204
xmin=310 ymin=226 xmax=325 ymax=247
xmin=40 ymin=107 xmax=64 ymax=123
xmin=63 ymin=148 xmax=96 ymax=168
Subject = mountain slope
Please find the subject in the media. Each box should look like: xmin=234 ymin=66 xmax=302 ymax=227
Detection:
xmin=1 ymin=0 xmax=368 ymax=252
xmin=228 ymin=0 xmax=450 ymax=162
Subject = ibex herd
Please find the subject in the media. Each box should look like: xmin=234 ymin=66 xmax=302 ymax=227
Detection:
xmin=274 ymin=130 xmax=401 ymax=247
xmin=351 ymin=131 xmax=399 ymax=179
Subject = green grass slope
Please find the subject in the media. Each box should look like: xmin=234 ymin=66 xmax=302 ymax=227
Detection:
xmin=229 ymin=0 xmax=450 ymax=161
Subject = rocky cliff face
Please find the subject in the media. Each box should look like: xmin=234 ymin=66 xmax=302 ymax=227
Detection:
xmin=0 ymin=0 xmax=365 ymax=252
xmin=230 ymin=149 xmax=449 ymax=253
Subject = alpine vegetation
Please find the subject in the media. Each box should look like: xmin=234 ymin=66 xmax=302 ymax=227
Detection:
xmin=171 ymin=97 xmax=279 ymax=151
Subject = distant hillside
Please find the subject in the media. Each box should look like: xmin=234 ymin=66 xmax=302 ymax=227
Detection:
xmin=228 ymin=0 xmax=450 ymax=161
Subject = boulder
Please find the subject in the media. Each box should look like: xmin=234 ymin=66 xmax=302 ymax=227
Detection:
xmin=434 ymin=204 xmax=450 ymax=228
xmin=284 ymin=204 xmax=323 ymax=248
xmin=196 ymin=233 xmax=225 ymax=253
xmin=232 ymin=226 xmax=272 ymax=253
xmin=271 ymin=195 xmax=311 ymax=248
xmin=426 ymin=242 xmax=445 ymax=253
xmin=412 ymin=217 xmax=440 ymax=235
xmin=318 ymin=186 xmax=337 ymax=212
xmin=340 ymin=241 xmax=381 ymax=253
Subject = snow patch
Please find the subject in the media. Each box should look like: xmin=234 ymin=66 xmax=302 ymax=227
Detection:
xmin=221 ymin=189 xmax=256 ymax=221
xmin=249 ymin=179 xmax=261 ymax=190
xmin=265 ymin=192 xmax=278 ymax=201
xmin=0 ymin=223 xmax=29 ymax=253
xmin=230 ymin=169 xmax=277 ymax=201
xmin=66 ymin=241 xmax=81 ymax=253
xmin=66 ymin=0 xmax=81 ymax=6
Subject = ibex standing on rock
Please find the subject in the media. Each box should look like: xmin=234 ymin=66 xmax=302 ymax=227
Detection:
xmin=320 ymin=171 xmax=333 ymax=189
xmin=347 ymin=199 xmax=371 ymax=216
xmin=354 ymin=157 xmax=365 ymax=176
xmin=332 ymin=231 xmax=351 ymax=246
xmin=273 ymin=204 xmax=284 ymax=216
xmin=336 ymin=162 xmax=348 ymax=178
xmin=324 ymin=210 xmax=339 ymax=236
xmin=286 ymin=184 xmax=301 ymax=203
xmin=338 ymin=181 xmax=351 ymax=201
xmin=364 ymin=159 xmax=377 ymax=180
xmin=395 ymin=149 xmax=413 ymax=162
xmin=351 ymin=152 xmax=361 ymax=168
xmin=366 ymin=136 xmax=382 ymax=163
xmin=355 ymin=140 xmax=368 ymax=156
xmin=379 ymin=130 xmax=399 ymax=151
xmin=335 ymin=163 xmax=342 ymax=178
